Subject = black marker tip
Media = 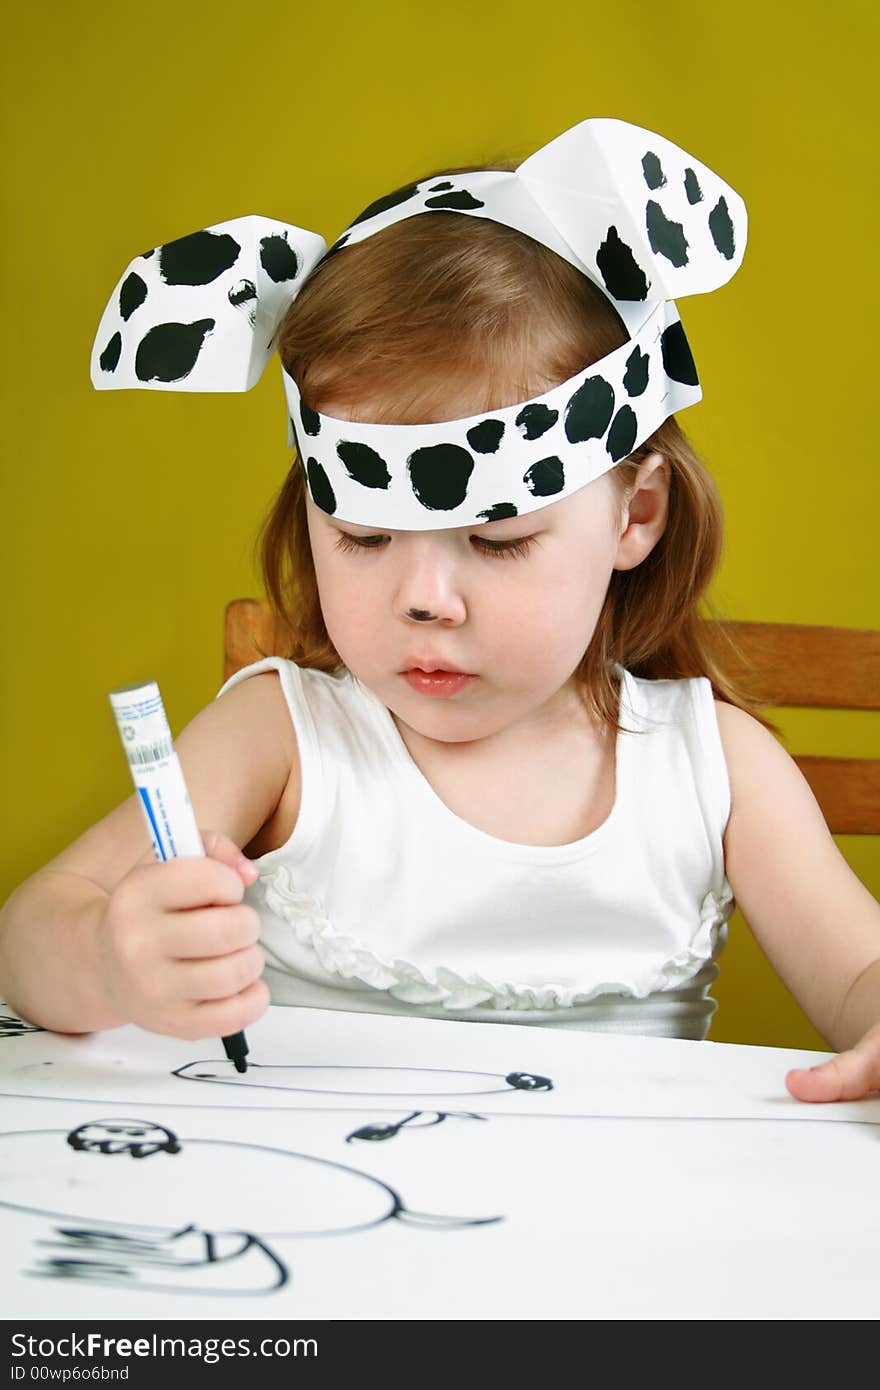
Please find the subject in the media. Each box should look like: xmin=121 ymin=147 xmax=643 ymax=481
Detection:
xmin=222 ymin=1030 xmax=249 ymax=1073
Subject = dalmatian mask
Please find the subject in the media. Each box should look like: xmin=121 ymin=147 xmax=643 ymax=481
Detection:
xmin=90 ymin=117 xmax=747 ymax=529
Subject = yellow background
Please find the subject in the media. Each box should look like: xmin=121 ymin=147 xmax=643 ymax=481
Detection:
xmin=2 ymin=0 xmax=877 ymax=1050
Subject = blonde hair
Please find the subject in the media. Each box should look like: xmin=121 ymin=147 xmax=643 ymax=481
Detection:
xmin=258 ymin=163 xmax=769 ymax=732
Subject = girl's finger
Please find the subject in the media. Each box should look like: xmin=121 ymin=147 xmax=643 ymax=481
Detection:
xmin=163 ymin=904 xmax=262 ymax=959
xmin=199 ymin=829 xmax=260 ymax=882
xmin=177 ymin=945 xmax=265 ymax=1002
xmin=785 ymin=1050 xmax=879 ymax=1103
xmin=187 ymin=979 xmax=271 ymax=1039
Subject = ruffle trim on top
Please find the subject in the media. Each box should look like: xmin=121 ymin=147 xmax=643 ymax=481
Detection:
xmin=257 ymin=864 xmax=735 ymax=1013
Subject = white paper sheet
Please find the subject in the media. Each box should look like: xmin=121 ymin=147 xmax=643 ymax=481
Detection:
xmin=2 ymin=1004 xmax=879 ymax=1320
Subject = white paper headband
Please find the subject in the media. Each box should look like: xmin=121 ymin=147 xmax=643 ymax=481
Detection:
xmin=90 ymin=117 xmax=747 ymax=529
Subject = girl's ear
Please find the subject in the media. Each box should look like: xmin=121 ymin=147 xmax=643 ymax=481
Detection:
xmin=613 ymin=452 xmax=671 ymax=571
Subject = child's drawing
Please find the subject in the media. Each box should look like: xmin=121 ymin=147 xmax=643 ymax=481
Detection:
xmin=0 ymin=1012 xmax=43 ymax=1038
xmin=172 ymin=1061 xmax=553 ymax=1144
xmin=2 ymin=1006 xmax=876 ymax=1123
xmin=0 ymin=1117 xmax=502 ymax=1297
xmin=174 ymin=1059 xmax=554 ymax=1097
xmin=345 ymin=1109 xmax=486 ymax=1143
xmin=32 ymin=1223 xmax=288 ymax=1295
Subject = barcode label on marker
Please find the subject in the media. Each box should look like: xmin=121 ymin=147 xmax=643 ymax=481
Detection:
xmin=125 ymin=738 xmax=174 ymax=767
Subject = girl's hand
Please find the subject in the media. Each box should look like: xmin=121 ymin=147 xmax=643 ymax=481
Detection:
xmin=785 ymin=1022 xmax=880 ymax=1102
xmin=95 ymin=829 xmax=269 ymax=1042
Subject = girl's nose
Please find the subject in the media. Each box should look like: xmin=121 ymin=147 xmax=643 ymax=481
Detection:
xmin=394 ymin=545 xmax=467 ymax=626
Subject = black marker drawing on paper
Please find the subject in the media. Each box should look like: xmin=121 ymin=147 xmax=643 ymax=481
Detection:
xmin=346 ymin=1110 xmax=486 ymax=1143
xmin=174 ymin=1060 xmax=555 ymax=1097
xmin=69 ymin=1119 xmax=181 ymax=1158
xmin=0 ymin=1118 xmax=502 ymax=1298
xmin=0 ymin=1030 xmax=556 ymax=1117
xmin=0 ymin=1012 xmax=44 ymax=1038
xmin=173 ymin=1062 xmax=554 ymax=1144
xmin=32 ymin=1223 xmax=287 ymax=1294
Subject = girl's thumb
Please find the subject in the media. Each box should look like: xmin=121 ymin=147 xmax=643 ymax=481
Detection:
xmin=199 ymin=828 xmax=260 ymax=882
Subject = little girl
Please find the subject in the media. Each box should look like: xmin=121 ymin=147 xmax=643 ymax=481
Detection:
xmin=1 ymin=118 xmax=878 ymax=1102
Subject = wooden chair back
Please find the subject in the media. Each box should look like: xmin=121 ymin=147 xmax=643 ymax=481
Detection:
xmin=225 ymin=601 xmax=880 ymax=835
xmin=720 ymin=621 xmax=880 ymax=834
xmin=224 ymin=598 xmax=286 ymax=683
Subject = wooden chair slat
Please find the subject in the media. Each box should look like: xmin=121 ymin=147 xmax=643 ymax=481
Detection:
xmin=721 ymin=621 xmax=880 ymax=710
xmin=223 ymin=598 xmax=280 ymax=683
xmin=794 ymin=756 xmax=880 ymax=835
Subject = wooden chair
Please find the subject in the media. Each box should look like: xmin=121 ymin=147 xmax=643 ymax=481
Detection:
xmin=719 ymin=621 xmax=880 ymax=834
xmin=225 ymin=600 xmax=880 ymax=834
xmin=224 ymin=598 xmax=286 ymax=684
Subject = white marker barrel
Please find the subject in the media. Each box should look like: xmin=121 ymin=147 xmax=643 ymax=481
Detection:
xmin=109 ymin=681 xmax=204 ymax=860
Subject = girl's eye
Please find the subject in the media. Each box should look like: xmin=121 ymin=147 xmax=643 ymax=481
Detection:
xmin=334 ymin=532 xmax=390 ymax=554
xmin=333 ymin=532 xmax=536 ymax=559
xmin=473 ymin=536 xmax=536 ymax=559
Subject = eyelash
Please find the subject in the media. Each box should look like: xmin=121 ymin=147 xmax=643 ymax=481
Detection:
xmin=333 ymin=533 xmax=536 ymax=560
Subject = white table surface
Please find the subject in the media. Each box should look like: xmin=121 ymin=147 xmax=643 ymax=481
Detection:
xmin=2 ymin=1002 xmax=878 ymax=1320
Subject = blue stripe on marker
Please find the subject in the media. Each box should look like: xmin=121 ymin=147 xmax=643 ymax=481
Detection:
xmin=138 ymin=787 xmax=167 ymax=861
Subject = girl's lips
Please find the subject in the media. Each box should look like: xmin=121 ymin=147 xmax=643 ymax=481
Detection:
xmin=402 ymin=669 xmax=476 ymax=698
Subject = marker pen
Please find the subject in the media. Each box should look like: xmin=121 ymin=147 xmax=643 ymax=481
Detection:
xmin=108 ymin=680 xmax=250 ymax=1073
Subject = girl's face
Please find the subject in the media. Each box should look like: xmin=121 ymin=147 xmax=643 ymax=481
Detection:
xmin=305 ymin=458 xmax=631 ymax=745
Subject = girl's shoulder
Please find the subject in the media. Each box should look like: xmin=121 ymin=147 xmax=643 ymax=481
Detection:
xmin=206 ymin=661 xmax=306 ymax=859
xmin=710 ymin=695 xmax=880 ymax=1043
xmin=624 ymin=667 xmax=704 ymax=700
xmin=179 ymin=664 xmax=300 ymax=854
xmin=712 ymin=698 xmax=789 ymax=783
xmin=711 ymin=696 xmax=834 ymax=867
xmin=621 ymin=667 xmax=719 ymax=739
xmin=218 ymin=655 xmax=356 ymax=718
xmin=214 ymin=658 xmax=371 ymax=859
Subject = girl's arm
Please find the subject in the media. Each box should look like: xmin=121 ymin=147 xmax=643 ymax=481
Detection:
xmin=715 ymin=700 xmax=880 ymax=1101
xmin=0 ymin=671 xmax=298 ymax=1036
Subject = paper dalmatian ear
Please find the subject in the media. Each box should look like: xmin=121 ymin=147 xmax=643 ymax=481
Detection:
xmin=90 ymin=216 xmax=327 ymax=392
xmin=517 ymin=117 xmax=747 ymax=301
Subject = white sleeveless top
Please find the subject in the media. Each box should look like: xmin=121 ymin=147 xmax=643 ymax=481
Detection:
xmin=218 ymin=658 xmax=735 ymax=1041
